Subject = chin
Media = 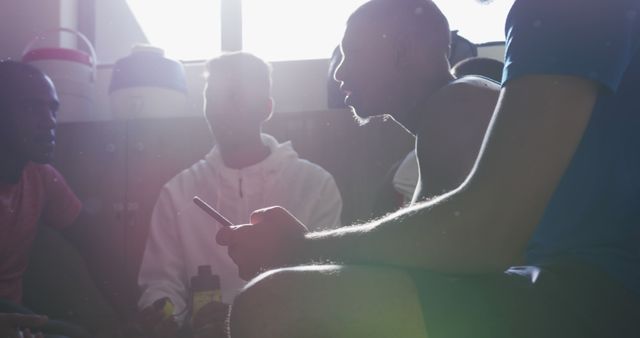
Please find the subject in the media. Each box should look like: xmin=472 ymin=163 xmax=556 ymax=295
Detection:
xmin=352 ymin=112 xmax=372 ymax=126
xmin=215 ymin=135 xmax=247 ymax=150
xmin=347 ymin=105 xmax=368 ymax=124
xmin=352 ymin=105 xmax=388 ymax=126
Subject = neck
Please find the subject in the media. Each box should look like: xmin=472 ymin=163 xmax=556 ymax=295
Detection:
xmin=0 ymin=153 xmax=27 ymax=184
xmin=218 ymin=134 xmax=271 ymax=169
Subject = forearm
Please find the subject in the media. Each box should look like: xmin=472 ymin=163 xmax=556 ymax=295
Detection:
xmin=302 ymin=187 xmax=520 ymax=273
xmin=138 ymin=273 xmax=187 ymax=307
xmin=139 ymin=231 xmax=188 ymax=311
xmin=138 ymin=229 xmax=189 ymax=306
xmin=139 ymin=194 xmax=190 ymax=310
xmin=138 ymin=254 xmax=189 ymax=323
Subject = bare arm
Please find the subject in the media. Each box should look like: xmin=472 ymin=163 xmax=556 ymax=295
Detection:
xmin=304 ymin=74 xmax=598 ymax=273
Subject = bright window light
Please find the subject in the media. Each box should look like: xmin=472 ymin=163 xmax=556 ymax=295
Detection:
xmin=433 ymin=0 xmax=515 ymax=43
xmin=242 ymin=0 xmax=514 ymax=61
xmin=126 ymin=0 xmax=514 ymax=62
xmin=242 ymin=0 xmax=368 ymax=61
xmin=126 ymin=0 xmax=221 ymax=61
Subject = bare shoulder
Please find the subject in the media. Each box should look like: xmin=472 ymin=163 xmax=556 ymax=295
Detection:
xmin=423 ymin=76 xmax=500 ymax=123
xmin=435 ymin=76 xmax=500 ymax=105
xmin=413 ymin=76 xmax=501 ymax=199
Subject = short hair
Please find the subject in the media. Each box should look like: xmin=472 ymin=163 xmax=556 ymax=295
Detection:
xmin=205 ymin=52 xmax=272 ymax=99
xmin=0 ymin=60 xmax=47 ymax=111
xmin=347 ymin=0 xmax=451 ymax=54
xmin=451 ymin=57 xmax=504 ymax=83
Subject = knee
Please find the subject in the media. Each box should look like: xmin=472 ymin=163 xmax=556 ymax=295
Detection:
xmin=230 ymin=265 xmax=340 ymax=336
xmin=235 ymin=265 xmax=336 ymax=310
xmin=234 ymin=268 xmax=291 ymax=312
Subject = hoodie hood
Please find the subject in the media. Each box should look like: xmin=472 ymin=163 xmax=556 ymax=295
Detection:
xmin=202 ymin=133 xmax=300 ymax=222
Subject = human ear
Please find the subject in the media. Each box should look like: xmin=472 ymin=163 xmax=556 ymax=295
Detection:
xmin=263 ymin=98 xmax=274 ymax=122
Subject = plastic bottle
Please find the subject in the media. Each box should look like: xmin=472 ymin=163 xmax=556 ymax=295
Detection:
xmin=190 ymin=265 xmax=222 ymax=322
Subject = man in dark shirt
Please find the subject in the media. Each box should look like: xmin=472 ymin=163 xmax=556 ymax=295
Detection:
xmin=218 ymin=0 xmax=640 ymax=337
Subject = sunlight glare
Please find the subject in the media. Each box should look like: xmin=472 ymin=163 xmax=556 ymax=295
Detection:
xmin=126 ymin=0 xmax=221 ymax=61
xmin=127 ymin=0 xmax=515 ymax=61
xmin=433 ymin=0 xmax=515 ymax=43
xmin=242 ymin=0 xmax=367 ymax=61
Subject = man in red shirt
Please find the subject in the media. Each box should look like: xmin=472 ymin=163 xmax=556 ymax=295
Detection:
xmin=0 ymin=61 xmax=82 ymax=337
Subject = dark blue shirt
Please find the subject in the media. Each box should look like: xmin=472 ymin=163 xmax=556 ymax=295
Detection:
xmin=503 ymin=0 xmax=640 ymax=295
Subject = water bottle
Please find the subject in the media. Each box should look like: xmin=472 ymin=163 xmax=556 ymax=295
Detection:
xmin=190 ymin=265 xmax=221 ymax=323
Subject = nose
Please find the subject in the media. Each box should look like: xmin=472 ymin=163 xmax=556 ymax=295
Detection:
xmin=333 ymin=49 xmax=346 ymax=84
xmin=334 ymin=61 xmax=345 ymax=84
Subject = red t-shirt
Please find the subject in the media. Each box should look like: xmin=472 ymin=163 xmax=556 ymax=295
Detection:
xmin=0 ymin=162 xmax=81 ymax=304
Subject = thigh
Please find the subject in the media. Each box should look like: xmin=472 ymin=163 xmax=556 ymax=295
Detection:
xmin=410 ymin=262 xmax=640 ymax=338
xmin=233 ymin=264 xmax=428 ymax=338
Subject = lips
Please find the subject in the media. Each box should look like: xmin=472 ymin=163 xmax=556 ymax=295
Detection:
xmin=344 ymin=95 xmax=353 ymax=107
xmin=35 ymin=136 xmax=54 ymax=143
xmin=34 ymin=134 xmax=55 ymax=150
xmin=340 ymin=82 xmax=357 ymax=107
xmin=344 ymin=91 xmax=357 ymax=108
xmin=36 ymin=141 xmax=55 ymax=154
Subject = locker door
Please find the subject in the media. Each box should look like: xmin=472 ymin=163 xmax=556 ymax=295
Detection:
xmin=123 ymin=116 xmax=213 ymax=307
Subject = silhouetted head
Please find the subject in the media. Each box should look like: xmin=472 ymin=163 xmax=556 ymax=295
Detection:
xmin=204 ymin=52 xmax=273 ymax=148
xmin=451 ymin=57 xmax=504 ymax=83
xmin=0 ymin=60 xmax=59 ymax=165
xmin=334 ymin=0 xmax=452 ymax=125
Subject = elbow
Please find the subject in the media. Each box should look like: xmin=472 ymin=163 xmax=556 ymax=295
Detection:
xmin=472 ymin=218 xmax=534 ymax=272
xmin=450 ymin=188 xmax=533 ymax=273
xmin=483 ymin=244 xmax=526 ymax=271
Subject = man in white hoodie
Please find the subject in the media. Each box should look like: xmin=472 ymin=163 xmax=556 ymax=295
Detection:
xmin=136 ymin=52 xmax=342 ymax=337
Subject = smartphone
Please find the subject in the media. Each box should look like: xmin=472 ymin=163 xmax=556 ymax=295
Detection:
xmin=193 ymin=196 xmax=233 ymax=227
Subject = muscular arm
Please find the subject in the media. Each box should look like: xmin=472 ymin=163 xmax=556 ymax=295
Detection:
xmin=304 ymin=74 xmax=598 ymax=273
xmin=138 ymin=190 xmax=189 ymax=314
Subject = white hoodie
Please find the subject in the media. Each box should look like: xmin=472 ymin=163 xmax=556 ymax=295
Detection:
xmin=137 ymin=134 xmax=342 ymax=320
xmin=393 ymin=150 xmax=419 ymax=204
